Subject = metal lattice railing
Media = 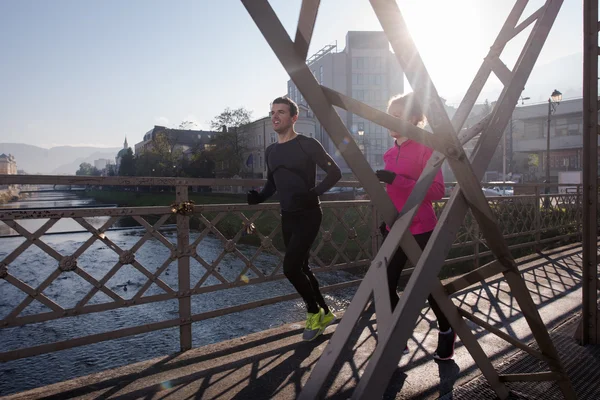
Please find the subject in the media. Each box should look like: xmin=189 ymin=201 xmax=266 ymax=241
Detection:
xmin=0 ymin=176 xmax=584 ymax=364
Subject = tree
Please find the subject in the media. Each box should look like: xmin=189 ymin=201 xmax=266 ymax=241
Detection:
xmin=76 ymin=162 xmax=101 ymax=176
xmin=119 ymin=148 xmax=136 ymax=176
xmin=209 ymin=107 xmax=252 ymax=132
xmin=177 ymin=120 xmax=197 ymax=130
xmin=209 ymin=107 xmax=253 ymax=177
xmin=182 ymin=148 xmax=215 ymax=178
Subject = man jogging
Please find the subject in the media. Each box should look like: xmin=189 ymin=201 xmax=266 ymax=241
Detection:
xmin=247 ymin=96 xmax=342 ymax=341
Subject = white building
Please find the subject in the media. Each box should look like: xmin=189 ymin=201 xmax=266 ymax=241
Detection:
xmin=511 ymin=97 xmax=600 ymax=182
xmin=93 ymin=158 xmax=114 ymax=171
xmin=287 ymin=31 xmax=405 ymax=174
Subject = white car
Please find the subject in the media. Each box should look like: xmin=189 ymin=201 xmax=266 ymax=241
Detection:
xmin=482 ymin=187 xmax=503 ymax=197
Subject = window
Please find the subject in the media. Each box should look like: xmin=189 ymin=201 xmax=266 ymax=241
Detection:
xmin=352 ymin=57 xmax=366 ymax=69
xmin=288 ymin=83 xmax=292 ymax=97
xmin=524 ymin=120 xmax=543 ymax=138
xmin=372 ymin=57 xmax=382 ymax=70
xmin=319 ymin=66 xmax=323 ymax=84
xmin=567 ymin=117 xmax=582 ymax=136
xmin=270 ymin=133 xmax=277 ymax=143
xmin=353 ymin=90 xmax=364 ymax=100
xmin=554 ymin=118 xmax=568 ymax=137
xmin=259 ymin=155 xmax=263 ymax=168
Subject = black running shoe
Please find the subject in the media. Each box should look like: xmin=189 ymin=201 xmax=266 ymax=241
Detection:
xmin=433 ymin=330 xmax=456 ymax=360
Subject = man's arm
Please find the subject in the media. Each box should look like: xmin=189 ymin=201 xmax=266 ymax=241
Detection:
xmin=306 ymin=138 xmax=342 ymax=195
xmin=260 ymin=166 xmax=277 ymax=199
xmin=248 ymin=146 xmax=276 ymax=205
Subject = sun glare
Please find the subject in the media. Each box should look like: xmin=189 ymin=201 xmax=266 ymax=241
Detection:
xmin=397 ymin=0 xmax=487 ymax=96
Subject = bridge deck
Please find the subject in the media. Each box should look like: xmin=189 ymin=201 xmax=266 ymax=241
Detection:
xmin=3 ymin=242 xmax=596 ymax=400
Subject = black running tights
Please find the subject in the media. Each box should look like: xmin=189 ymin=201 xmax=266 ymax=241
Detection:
xmin=281 ymin=207 xmax=328 ymax=315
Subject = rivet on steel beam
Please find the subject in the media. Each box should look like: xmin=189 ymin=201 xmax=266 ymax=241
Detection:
xmin=446 ymin=147 xmax=458 ymax=158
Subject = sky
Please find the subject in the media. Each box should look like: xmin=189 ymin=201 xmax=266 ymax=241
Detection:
xmin=0 ymin=0 xmax=586 ymax=149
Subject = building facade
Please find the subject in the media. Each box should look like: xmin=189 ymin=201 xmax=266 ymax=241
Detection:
xmin=511 ymin=97 xmax=600 ymax=182
xmin=134 ymin=126 xmax=217 ymax=156
xmin=287 ymin=31 xmax=405 ymax=174
xmin=94 ymin=158 xmax=114 ymax=171
xmin=0 ymin=154 xmax=17 ymax=175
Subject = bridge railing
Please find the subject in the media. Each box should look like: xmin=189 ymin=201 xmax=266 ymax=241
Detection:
xmin=0 ymin=175 xmax=584 ymax=364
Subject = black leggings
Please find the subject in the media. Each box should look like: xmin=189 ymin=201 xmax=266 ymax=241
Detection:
xmin=281 ymin=207 xmax=328 ymax=314
xmin=386 ymin=230 xmax=451 ymax=332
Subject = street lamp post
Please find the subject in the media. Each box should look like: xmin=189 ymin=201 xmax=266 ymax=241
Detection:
xmin=545 ymin=89 xmax=562 ymax=186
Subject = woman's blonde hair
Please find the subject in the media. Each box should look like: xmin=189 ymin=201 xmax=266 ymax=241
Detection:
xmin=387 ymin=92 xmax=427 ymax=128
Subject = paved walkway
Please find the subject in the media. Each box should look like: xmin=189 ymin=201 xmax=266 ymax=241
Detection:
xmin=4 ymin=242 xmax=592 ymax=399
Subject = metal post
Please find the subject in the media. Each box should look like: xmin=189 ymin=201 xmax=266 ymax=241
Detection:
xmin=503 ymin=128 xmax=507 ymax=182
xmin=535 ymin=184 xmax=541 ymax=247
xmin=546 ymin=98 xmax=552 ymax=187
xmin=577 ymin=0 xmax=599 ymax=345
xmin=474 ymin=220 xmax=480 ymax=269
xmin=176 ymin=185 xmax=192 ymax=351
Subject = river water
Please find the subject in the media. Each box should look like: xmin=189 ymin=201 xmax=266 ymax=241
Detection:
xmin=0 ymin=191 xmax=358 ymax=395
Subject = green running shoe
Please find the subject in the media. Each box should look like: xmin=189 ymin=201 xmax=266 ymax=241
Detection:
xmin=319 ymin=310 xmax=336 ymax=334
xmin=303 ymin=309 xmax=324 ymax=341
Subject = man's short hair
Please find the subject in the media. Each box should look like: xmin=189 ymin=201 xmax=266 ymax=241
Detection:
xmin=272 ymin=96 xmax=299 ymax=117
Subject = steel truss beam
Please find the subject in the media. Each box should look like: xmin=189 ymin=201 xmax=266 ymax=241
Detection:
xmin=241 ymin=0 xmax=575 ymax=398
xmin=576 ymin=0 xmax=600 ymax=345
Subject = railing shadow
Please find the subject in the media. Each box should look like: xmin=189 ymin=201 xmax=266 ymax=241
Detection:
xmin=26 ymin=244 xmax=583 ymax=400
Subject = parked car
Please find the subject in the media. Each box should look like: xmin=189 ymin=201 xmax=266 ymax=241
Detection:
xmin=482 ymin=187 xmax=504 ymax=197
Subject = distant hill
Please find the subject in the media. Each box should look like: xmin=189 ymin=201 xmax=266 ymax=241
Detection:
xmin=0 ymin=143 xmax=121 ymax=174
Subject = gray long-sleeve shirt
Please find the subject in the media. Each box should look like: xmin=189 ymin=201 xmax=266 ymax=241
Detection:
xmin=260 ymin=135 xmax=342 ymax=212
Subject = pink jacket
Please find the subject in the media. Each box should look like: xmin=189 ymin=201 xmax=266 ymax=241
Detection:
xmin=383 ymin=139 xmax=445 ymax=235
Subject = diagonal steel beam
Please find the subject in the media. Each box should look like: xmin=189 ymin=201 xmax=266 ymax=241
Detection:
xmin=294 ymin=0 xmax=320 ymax=61
xmin=242 ymin=0 xmax=574 ymax=398
xmin=349 ymin=1 xmax=574 ymax=399
xmin=322 ymin=85 xmax=462 ymax=158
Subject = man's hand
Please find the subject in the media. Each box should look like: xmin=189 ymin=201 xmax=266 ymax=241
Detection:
xmin=247 ymin=190 xmax=264 ymax=205
xmin=292 ymin=189 xmax=319 ymax=209
xmin=375 ymin=169 xmax=396 ymax=184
